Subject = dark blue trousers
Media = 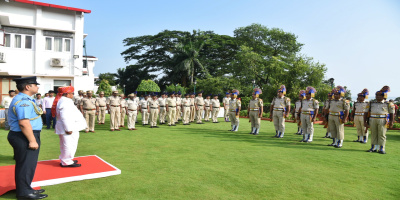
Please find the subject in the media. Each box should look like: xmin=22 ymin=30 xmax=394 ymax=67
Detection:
xmin=7 ymin=130 xmax=41 ymax=196
xmin=45 ymin=108 xmax=56 ymax=129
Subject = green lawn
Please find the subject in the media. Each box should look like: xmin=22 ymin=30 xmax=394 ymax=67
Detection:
xmin=1 ymin=116 xmax=400 ymax=200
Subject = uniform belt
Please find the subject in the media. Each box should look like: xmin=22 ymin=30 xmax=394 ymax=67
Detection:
xmin=329 ymin=112 xmax=340 ymax=116
xmin=213 ymin=107 xmax=220 ymax=108
xmin=128 ymin=109 xmax=137 ymax=111
xmin=197 ymin=104 xmax=204 ymax=106
xmin=354 ymin=113 xmax=364 ymax=116
xmin=99 ymin=106 xmax=106 ymax=107
xmin=250 ymin=109 xmax=259 ymax=111
xmin=142 ymin=108 xmax=148 ymax=110
xmin=111 ymin=105 xmax=119 ymax=107
xmin=190 ymin=105 xmax=194 ymax=107
xmin=151 ymin=107 xmax=158 ymax=109
xmin=273 ymin=108 xmax=284 ymax=111
xmin=160 ymin=106 xmax=165 ymax=107
xmin=184 ymin=106 xmax=191 ymax=107
xmin=370 ymin=114 xmax=387 ymax=118
xmin=230 ymin=109 xmax=236 ymax=112
xmin=168 ymin=106 xmax=176 ymax=108
xmin=205 ymin=106 xmax=210 ymax=107
xmin=85 ymin=109 xmax=96 ymax=110
xmin=302 ymin=111 xmax=314 ymax=114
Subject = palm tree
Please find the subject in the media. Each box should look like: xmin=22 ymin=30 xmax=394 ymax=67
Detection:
xmin=172 ymin=39 xmax=208 ymax=87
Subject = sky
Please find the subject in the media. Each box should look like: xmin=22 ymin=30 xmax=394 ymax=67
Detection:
xmin=40 ymin=0 xmax=400 ymax=98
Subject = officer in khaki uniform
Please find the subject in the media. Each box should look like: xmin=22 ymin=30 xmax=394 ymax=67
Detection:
xmin=195 ymin=91 xmax=205 ymax=124
xmin=139 ymin=94 xmax=150 ymax=125
xmin=322 ymin=92 xmax=334 ymax=138
xmin=248 ymin=88 xmax=263 ymax=135
xmin=182 ymin=93 xmax=192 ymax=125
xmin=166 ymin=92 xmax=177 ymax=126
xmin=96 ymin=91 xmax=107 ymax=124
xmin=158 ymin=93 xmax=167 ymax=124
xmin=298 ymin=87 xmax=319 ymax=143
xmin=74 ymin=90 xmax=84 ymax=109
xmin=351 ymin=89 xmax=369 ymax=143
xmin=126 ymin=94 xmax=139 ymax=130
xmin=228 ymin=90 xmax=241 ymax=131
xmin=190 ymin=93 xmax=196 ymax=122
xmin=294 ymin=90 xmax=305 ymax=135
xmin=223 ymin=92 xmax=231 ymax=122
xmin=211 ymin=94 xmax=220 ymax=123
xmin=106 ymin=91 xmax=121 ymax=131
xmin=80 ymin=90 xmax=98 ymax=133
xmin=120 ymin=94 xmax=127 ymax=127
xmin=175 ymin=92 xmax=182 ymax=122
xmin=204 ymin=94 xmax=211 ymax=122
xmin=270 ymin=85 xmax=290 ymax=138
xmin=327 ymin=86 xmax=350 ymax=148
xmin=148 ymin=93 xmax=160 ymax=128
xmin=365 ymin=86 xmax=394 ymax=154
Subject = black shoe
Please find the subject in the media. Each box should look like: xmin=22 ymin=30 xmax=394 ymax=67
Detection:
xmin=353 ymin=140 xmax=360 ymax=142
xmin=17 ymin=193 xmax=48 ymax=199
xmin=379 ymin=151 xmax=386 ymax=154
xmin=366 ymin=149 xmax=376 ymax=152
xmin=328 ymin=143 xmax=335 ymax=146
xmin=172 ymin=124 xmax=176 ymax=126
xmin=33 ymin=189 xmax=45 ymax=194
xmin=253 ymin=133 xmax=259 ymax=135
xmin=249 ymin=132 xmax=254 ymax=134
xmin=150 ymin=126 xmax=153 ymax=128
xmin=73 ymin=160 xmax=78 ymax=164
xmin=60 ymin=163 xmax=81 ymax=167
xmin=335 ymin=145 xmax=342 ymax=148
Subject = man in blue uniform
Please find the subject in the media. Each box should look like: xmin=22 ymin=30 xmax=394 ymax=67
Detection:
xmin=7 ymin=76 xmax=48 ymax=199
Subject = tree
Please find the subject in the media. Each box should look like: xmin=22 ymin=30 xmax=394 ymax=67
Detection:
xmin=96 ymin=80 xmax=112 ymax=96
xmin=96 ymin=73 xmax=116 ymax=85
xmin=136 ymin=80 xmax=161 ymax=93
xmin=394 ymin=97 xmax=400 ymax=102
xmin=114 ymin=65 xmax=157 ymax=95
xmin=165 ymin=84 xmax=187 ymax=94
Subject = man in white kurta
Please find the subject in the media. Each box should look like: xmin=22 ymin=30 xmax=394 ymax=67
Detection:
xmin=53 ymin=86 xmax=87 ymax=167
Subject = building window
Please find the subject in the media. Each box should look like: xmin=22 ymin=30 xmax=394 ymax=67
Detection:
xmin=64 ymin=39 xmax=71 ymax=52
xmin=25 ymin=35 xmax=32 ymax=49
xmin=4 ymin=34 xmax=11 ymax=47
xmin=54 ymin=38 xmax=62 ymax=52
xmin=14 ymin=35 xmax=22 ymax=48
xmin=45 ymin=37 xmax=52 ymax=50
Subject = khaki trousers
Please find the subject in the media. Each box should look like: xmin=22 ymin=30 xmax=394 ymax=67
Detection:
xmin=141 ymin=109 xmax=149 ymax=124
xmin=196 ymin=107 xmax=204 ymax=123
xmin=212 ymin=108 xmax=219 ymax=122
xmin=127 ymin=110 xmax=137 ymax=129
xmin=369 ymin=118 xmax=387 ymax=148
xmin=300 ymin=114 xmax=313 ymax=134
xmin=84 ymin=110 xmax=96 ymax=131
xmin=176 ymin=106 xmax=182 ymax=121
xmin=183 ymin=107 xmax=190 ymax=124
xmin=273 ymin=111 xmax=285 ymax=132
xmin=150 ymin=109 xmax=159 ymax=126
xmin=355 ymin=115 xmax=368 ymax=137
xmin=224 ymin=107 xmax=229 ymax=120
xmin=229 ymin=111 xmax=239 ymax=126
xmin=110 ymin=107 xmax=120 ymax=130
xmin=120 ymin=108 xmax=126 ymax=126
xmin=159 ymin=107 xmax=166 ymax=123
xmin=168 ymin=108 xmax=177 ymax=125
xmin=190 ymin=106 xmax=195 ymax=122
xmin=204 ymin=107 xmax=211 ymax=121
xmin=97 ymin=106 xmax=106 ymax=123
xmin=329 ymin=115 xmax=344 ymax=140
xmin=249 ymin=111 xmax=260 ymax=129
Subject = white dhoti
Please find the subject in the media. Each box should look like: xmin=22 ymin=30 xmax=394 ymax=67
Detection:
xmin=59 ymin=131 xmax=80 ymax=166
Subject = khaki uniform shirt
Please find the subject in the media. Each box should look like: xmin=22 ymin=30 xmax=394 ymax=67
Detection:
xmin=328 ymin=99 xmax=350 ymax=113
xmin=366 ymin=100 xmax=395 ymax=115
xmin=229 ymin=99 xmax=241 ymax=111
xmin=74 ymin=96 xmax=83 ymax=106
xmin=127 ymin=99 xmax=139 ymax=110
xmin=353 ymin=101 xmax=368 ymax=114
xmin=166 ymin=97 xmax=177 ymax=107
xmin=211 ymin=99 xmax=220 ymax=108
xmin=195 ymin=97 xmax=204 ymax=106
xmin=176 ymin=97 xmax=182 ymax=106
xmin=301 ymin=99 xmax=319 ymax=112
xmin=295 ymin=100 xmax=302 ymax=112
xmin=158 ymin=98 xmax=166 ymax=107
xmin=204 ymin=99 xmax=211 ymax=107
xmin=120 ymin=98 xmax=127 ymax=108
xmin=148 ymin=99 xmax=159 ymax=109
xmin=323 ymin=100 xmax=330 ymax=110
xmin=223 ymin=97 xmax=231 ymax=108
xmin=182 ymin=98 xmax=191 ymax=107
xmin=249 ymin=98 xmax=263 ymax=109
xmin=107 ymin=96 xmax=121 ymax=106
xmin=80 ymin=97 xmax=97 ymax=109
xmin=190 ymin=98 xmax=195 ymax=106
xmin=139 ymin=99 xmax=148 ymax=109
xmin=271 ymin=97 xmax=290 ymax=108
xmin=96 ymin=97 xmax=107 ymax=107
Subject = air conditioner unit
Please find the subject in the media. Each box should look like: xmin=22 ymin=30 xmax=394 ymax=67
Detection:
xmin=51 ymin=58 xmax=63 ymax=67
xmin=0 ymin=52 xmax=5 ymax=63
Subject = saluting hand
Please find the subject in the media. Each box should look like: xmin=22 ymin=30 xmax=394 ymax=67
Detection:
xmin=29 ymin=141 xmax=39 ymax=150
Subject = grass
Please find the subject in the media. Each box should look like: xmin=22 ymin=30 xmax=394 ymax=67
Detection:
xmin=1 ymin=116 xmax=400 ymax=200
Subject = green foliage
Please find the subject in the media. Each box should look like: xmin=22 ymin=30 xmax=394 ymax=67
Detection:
xmin=394 ymin=97 xmax=400 ymax=102
xmin=96 ymin=72 xmax=116 ymax=86
xmin=96 ymin=80 xmax=112 ymax=96
xmin=115 ymin=65 xmax=157 ymax=95
xmin=239 ymin=110 xmax=248 ymax=117
xmin=165 ymin=84 xmax=187 ymax=94
xmin=392 ymin=123 xmax=400 ymax=129
xmin=240 ymin=96 xmax=251 ymax=110
xmin=136 ymin=80 xmax=161 ymax=92
xmin=186 ymin=76 xmax=243 ymax=95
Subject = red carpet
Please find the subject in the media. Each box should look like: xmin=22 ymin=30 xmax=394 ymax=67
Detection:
xmin=0 ymin=155 xmax=121 ymax=196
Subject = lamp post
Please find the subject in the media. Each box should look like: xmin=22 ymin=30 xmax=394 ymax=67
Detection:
xmin=175 ymin=83 xmax=178 ymax=92
xmin=194 ymin=80 xmax=197 ymax=94
xmin=123 ymin=84 xmax=126 ymax=95
xmin=252 ymin=79 xmax=256 ymax=89
xmin=328 ymin=78 xmax=335 ymax=89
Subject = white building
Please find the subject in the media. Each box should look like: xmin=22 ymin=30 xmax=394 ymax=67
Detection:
xmin=0 ymin=0 xmax=97 ymax=102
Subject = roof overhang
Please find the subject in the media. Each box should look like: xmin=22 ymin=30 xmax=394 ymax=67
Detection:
xmin=10 ymin=0 xmax=91 ymax=13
